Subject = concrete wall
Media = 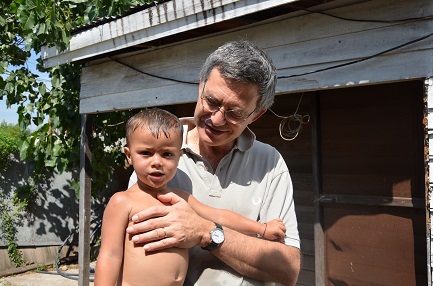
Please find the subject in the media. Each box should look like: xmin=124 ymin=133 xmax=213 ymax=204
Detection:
xmin=0 ymin=154 xmax=132 ymax=274
xmin=0 ymin=155 xmax=80 ymax=273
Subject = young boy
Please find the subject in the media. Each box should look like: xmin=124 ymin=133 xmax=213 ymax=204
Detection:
xmin=94 ymin=108 xmax=286 ymax=286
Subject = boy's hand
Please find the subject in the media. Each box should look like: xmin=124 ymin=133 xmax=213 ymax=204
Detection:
xmin=263 ymin=218 xmax=286 ymax=242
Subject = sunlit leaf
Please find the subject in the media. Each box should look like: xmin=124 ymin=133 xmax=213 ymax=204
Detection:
xmin=19 ymin=9 xmax=36 ymax=31
xmin=19 ymin=139 xmax=30 ymax=160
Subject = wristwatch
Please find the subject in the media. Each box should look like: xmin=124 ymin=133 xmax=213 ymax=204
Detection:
xmin=202 ymin=222 xmax=225 ymax=251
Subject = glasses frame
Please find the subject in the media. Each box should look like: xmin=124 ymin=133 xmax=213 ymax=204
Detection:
xmin=199 ymin=82 xmax=257 ymax=124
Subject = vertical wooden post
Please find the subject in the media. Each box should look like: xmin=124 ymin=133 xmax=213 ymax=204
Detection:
xmin=311 ymin=92 xmax=325 ymax=285
xmin=425 ymin=78 xmax=432 ymax=286
xmin=79 ymin=114 xmax=92 ymax=286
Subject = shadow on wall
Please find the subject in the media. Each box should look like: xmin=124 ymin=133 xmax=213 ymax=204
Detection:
xmin=0 ymin=155 xmax=133 ymax=274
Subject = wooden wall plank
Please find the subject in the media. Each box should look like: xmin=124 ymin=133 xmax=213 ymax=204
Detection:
xmin=79 ymin=0 xmax=433 ymax=113
xmin=42 ymin=0 xmax=298 ymax=67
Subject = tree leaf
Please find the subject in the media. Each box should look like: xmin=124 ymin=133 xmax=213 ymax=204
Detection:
xmin=19 ymin=9 xmax=36 ymax=31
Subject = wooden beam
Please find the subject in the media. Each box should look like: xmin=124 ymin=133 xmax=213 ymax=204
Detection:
xmin=317 ymin=194 xmax=425 ymax=209
xmin=424 ymin=78 xmax=432 ymax=286
xmin=311 ymin=92 xmax=325 ymax=285
xmin=79 ymin=114 xmax=92 ymax=285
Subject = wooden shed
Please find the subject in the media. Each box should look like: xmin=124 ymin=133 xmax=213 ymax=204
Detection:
xmin=42 ymin=0 xmax=433 ymax=285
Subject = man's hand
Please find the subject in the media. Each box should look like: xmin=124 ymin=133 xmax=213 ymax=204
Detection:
xmin=125 ymin=192 xmax=214 ymax=251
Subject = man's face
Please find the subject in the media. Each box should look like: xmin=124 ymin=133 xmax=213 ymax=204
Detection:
xmin=194 ymin=68 xmax=264 ymax=149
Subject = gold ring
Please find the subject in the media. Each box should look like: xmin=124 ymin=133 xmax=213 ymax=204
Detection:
xmin=163 ymin=228 xmax=167 ymax=238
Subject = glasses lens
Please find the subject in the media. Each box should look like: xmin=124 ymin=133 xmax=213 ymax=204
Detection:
xmin=202 ymin=96 xmax=218 ymax=112
xmin=225 ymin=110 xmax=245 ymax=124
xmin=201 ymin=95 xmax=253 ymax=124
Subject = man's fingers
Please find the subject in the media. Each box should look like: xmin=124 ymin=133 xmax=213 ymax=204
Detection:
xmin=130 ymin=227 xmax=168 ymax=243
xmin=128 ymin=192 xmax=185 ymax=224
xmin=157 ymin=192 xmax=184 ymax=205
xmin=143 ymin=237 xmax=178 ymax=251
xmin=129 ymin=205 xmax=170 ymax=224
xmin=126 ymin=216 xmax=165 ymax=235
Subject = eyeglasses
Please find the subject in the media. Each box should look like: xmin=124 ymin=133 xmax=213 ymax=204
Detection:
xmin=200 ymin=92 xmax=257 ymax=125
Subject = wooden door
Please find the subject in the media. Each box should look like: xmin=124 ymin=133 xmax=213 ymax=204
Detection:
xmin=317 ymin=81 xmax=427 ymax=285
xmin=173 ymin=80 xmax=428 ymax=285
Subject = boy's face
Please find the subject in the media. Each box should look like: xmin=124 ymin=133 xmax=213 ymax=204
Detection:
xmin=124 ymin=127 xmax=182 ymax=191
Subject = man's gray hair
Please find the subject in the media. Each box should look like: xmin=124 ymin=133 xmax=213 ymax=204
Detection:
xmin=199 ymin=40 xmax=277 ymax=110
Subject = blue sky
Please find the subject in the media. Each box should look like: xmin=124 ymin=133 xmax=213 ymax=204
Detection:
xmin=0 ymin=100 xmax=19 ymax=125
xmin=1 ymin=52 xmax=50 ymax=126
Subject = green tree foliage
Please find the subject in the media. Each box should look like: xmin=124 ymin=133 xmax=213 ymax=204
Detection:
xmin=0 ymin=0 xmax=150 ymax=194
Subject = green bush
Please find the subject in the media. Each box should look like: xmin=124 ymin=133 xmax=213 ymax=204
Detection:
xmin=0 ymin=122 xmax=20 ymax=170
xmin=0 ymin=121 xmax=33 ymax=266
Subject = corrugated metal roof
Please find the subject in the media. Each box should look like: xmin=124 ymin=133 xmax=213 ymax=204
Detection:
xmin=43 ymin=0 xmax=332 ymax=68
xmin=71 ymin=0 xmax=171 ymax=35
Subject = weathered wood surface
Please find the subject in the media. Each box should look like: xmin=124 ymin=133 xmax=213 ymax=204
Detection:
xmin=41 ymin=0 xmax=298 ymax=67
xmin=78 ymin=0 xmax=433 ymax=114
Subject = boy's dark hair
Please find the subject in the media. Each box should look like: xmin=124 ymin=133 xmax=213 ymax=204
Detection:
xmin=125 ymin=108 xmax=183 ymax=146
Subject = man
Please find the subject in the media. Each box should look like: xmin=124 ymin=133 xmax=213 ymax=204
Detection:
xmin=126 ymin=40 xmax=301 ymax=286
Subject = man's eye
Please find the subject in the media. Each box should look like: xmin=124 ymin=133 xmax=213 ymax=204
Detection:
xmin=206 ymin=97 xmax=219 ymax=107
xmin=227 ymin=110 xmax=244 ymax=120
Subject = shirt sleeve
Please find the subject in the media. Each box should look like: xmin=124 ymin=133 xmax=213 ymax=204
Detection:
xmin=260 ymin=154 xmax=300 ymax=249
xmin=128 ymin=171 xmax=137 ymax=188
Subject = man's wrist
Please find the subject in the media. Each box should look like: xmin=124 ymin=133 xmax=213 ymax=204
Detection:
xmin=201 ymin=222 xmax=225 ymax=251
xmin=198 ymin=220 xmax=217 ymax=247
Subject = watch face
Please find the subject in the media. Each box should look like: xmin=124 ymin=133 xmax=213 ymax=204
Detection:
xmin=211 ymin=229 xmax=225 ymax=244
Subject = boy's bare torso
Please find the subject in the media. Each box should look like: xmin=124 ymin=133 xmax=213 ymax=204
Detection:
xmin=117 ymin=186 xmax=188 ymax=286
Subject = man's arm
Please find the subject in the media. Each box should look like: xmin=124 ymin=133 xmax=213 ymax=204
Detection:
xmin=175 ymin=189 xmax=286 ymax=241
xmin=126 ymin=192 xmax=300 ymax=286
xmin=213 ymin=227 xmax=300 ymax=285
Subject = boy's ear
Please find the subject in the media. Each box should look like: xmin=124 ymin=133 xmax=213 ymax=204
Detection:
xmin=124 ymin=146 xmax=132 ymax=165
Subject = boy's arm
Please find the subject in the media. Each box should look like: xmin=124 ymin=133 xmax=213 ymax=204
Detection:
xmin=95 ymin=192 xmax=130 ymax=286
xmin=175 ymin=190 xmax=285 ymax=240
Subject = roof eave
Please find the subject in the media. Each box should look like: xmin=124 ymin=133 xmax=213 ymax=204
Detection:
xmin=41 ymin=0 xmax=299 ymax=68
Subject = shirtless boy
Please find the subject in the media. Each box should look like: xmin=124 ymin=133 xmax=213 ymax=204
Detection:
xmin=94 ymin=108 xmax=285 ymax=286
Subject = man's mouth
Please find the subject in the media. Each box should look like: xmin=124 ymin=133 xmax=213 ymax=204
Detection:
xmin=204 ymin=120 xmax=224 ymax=135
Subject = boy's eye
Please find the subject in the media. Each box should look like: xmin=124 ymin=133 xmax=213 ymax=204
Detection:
xmin=140 ymin=151 xmax=151 ymax=156
xmin=163 ymin=152 xmax=174 ymax=157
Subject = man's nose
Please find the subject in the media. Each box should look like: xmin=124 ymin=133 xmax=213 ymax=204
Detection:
xmin=211 ymin=109 xmax=227 ymax=126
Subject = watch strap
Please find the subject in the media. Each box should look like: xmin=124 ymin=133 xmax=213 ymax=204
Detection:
xmin=201 ymin=223 xmax=223 ymax=251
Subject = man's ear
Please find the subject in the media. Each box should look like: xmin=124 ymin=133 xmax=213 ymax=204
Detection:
xmin=250 ymin=109 xmax=267 ymax=123
xmin=124 ymin=146 xmax=132 ymax=165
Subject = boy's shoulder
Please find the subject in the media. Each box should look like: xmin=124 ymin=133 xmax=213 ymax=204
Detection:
xmin=107 ymin=190 xmax=134 ymax=207
xmin=108 ymin=187 xmax=149 ymax=204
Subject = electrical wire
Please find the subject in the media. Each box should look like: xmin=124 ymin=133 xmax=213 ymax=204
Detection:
xmin=277 ymin=32 xmax=433 ymax=79
xmin=298 ymin=7 xmax=433 ymax=24
xmin=105 ymin=13 xmax=433 ymax=142
xmin=108 ymin=56 xmax=198 ymax=85
xmin=268 ymin=93 xmax=310 ymax=141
